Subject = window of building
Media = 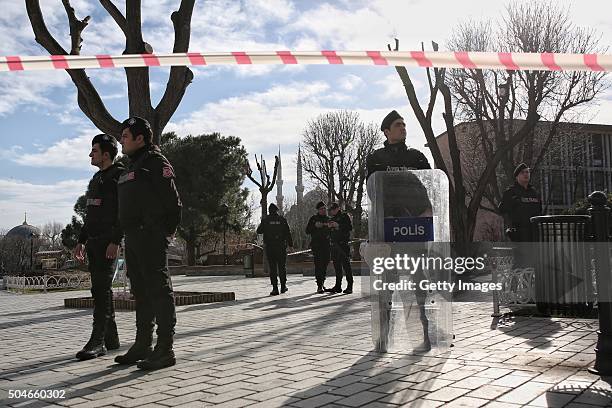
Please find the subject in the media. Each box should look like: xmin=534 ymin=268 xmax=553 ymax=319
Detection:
xmin=591 ymin=134 xmax=604 ymax=167
xmin=549 ymin=170 xmax=565 ymax=205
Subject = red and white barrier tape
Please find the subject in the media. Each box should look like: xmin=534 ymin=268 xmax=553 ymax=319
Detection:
xmin=1 ymin=51 xmax=610 ymax=72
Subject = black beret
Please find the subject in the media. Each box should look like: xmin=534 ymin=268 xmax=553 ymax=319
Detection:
xmin=268 ymin=203 xmax=279 ymax=213
xmin=92 ymin=133 xmax=117 ymax=147
xmin=121 ymin=116 xmax=152 ymax=140
xmin=513 ymin=163 xmax=529 ymax=178
xmin=316 ymin=201 xmax=326 ymax=210
xmin=381 ymin=110 xmax=403 ymax=131
xmin=328 ymin=202 xmax=340 ymax=210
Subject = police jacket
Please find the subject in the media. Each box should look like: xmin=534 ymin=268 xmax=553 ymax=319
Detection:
xmin=498 ymin=182 xmax=542 ymax=228
xmin=256 ymin=213 xmax=293 ymax=248
xmin=305 ymin=214 xmax=330 ymax=250
xmin=118 ymin=145 xmax=182 ymax=235
xmin=78 ymin=162 xmax=124 ymax=245
xmin=366 ymin=141 xmax=431 ymax=180
xmin=329 ymin=211 xmax=352 ymax=245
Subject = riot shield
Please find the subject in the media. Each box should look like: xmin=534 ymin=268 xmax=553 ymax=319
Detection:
xmin=362 ymin=169 xmax=453 ymax=353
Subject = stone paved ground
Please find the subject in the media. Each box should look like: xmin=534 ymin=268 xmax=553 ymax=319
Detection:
xmin=0 ymin=275 xmax=611 ymax=407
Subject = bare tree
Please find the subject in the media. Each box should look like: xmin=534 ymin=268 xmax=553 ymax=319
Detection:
xmin=301 ymin=111 xmax=382 ymax=237
xmin=447 ymin=2 xmax=607 ymax=194
xmin=392 ymin=1 xmax=607 ymax=250
xmin=41 ymin=221 xmax=64 ymax=249
xmin=25 ymin=0 xmax=196 ymax=144
xmin=245 ymin=154 xmax=279 ymax=274
xmin=245 ymin=155 xmax=279 ymax=221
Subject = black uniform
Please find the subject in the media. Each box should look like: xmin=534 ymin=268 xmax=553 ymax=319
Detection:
xmin=305 ymin=214 xmax=331 ymax=289
xmin=117 ymin=145 xmax=182 ymax=354
xmin=366 ymin=141 xmax=431 ymax=179
xmin=499 ymin=182 xmax=542 ymax=242
xmin=77 ymin=162 xmax=124 ymax=354
xmin=499 ymin=182 xmax=542 ymax=268
xmin=257 ymin=213 xmax=293 ymax=289
xmin=329 ymin=210 xmax=353 ymax=291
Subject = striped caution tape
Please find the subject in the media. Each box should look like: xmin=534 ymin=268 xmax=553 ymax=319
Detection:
xmin=0 ymin=51 xmax=610 ymax=72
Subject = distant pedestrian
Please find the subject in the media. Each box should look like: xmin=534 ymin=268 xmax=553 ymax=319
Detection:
xmin=305 ymin=201 xmax=331 ymax=294
xmin=257 ymin=203 xmax=293 ymax=296
xmin=327 ymin=203 xmax=354 ymax=294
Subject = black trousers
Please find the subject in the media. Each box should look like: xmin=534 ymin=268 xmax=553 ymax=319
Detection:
xmin=510 ymin=226 xmax=535 ymax=268
xmin=266 ymin=245 xmax=287 ymax=287
xmin=331 ymin=242 xmax=353 ymax=288
xmin=86 ymin=238 xmax=116 ymax=334
xmin=125 ymin=228 xmax=176 ymax=338
xmin=312 ymin=246 xmax=330 ymax=287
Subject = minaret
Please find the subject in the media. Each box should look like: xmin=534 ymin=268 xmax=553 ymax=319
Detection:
xmin=295 ymin=145 xmax=304 ymax=205
xmin=276 ymin=147 xmax=284 ymax=212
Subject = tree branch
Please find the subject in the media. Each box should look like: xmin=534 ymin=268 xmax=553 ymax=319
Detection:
xmin=99 ymin=0 xmax=127 ymax=36
xmin=25 ymin=0 xmax=121 ymax=136
xmin=155 ymin=0 xmax=196 ymax=143
xmin=61 ymin=0 xmax=90 ymax=55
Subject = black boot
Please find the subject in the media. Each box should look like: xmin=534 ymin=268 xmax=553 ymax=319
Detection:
xmin=270 ymin=286 xmax=279 ymax=296
xmin=317 ymin=285 xmax=325 ymax=294
xmin=343 ymin=282 xmax=353 ymax=294
xmin=76 ymin=325 xmax=106 ymax=361
xmin=330 ymin=285 xmax=342 ymax=293
xmin=137 ymin=336 xmax=176 ymax=370
xmin=280 ymin=283 xmax=288 ymax=293
xmin=105 ymin=319 xmax=120 ymax=350
xmin=114 ymin=327 xmax=153 ymax=365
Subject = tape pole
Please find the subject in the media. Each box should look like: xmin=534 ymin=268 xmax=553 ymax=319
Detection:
xmin=0 ymin=51 xmax=611 ymax=72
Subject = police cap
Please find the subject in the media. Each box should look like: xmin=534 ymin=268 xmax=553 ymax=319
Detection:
xmin=513 ymin=163 xmax=529 ymax=178
xmin=315 ymin=201 xmax=326 ymax=210
xmin=121 ymin=116 xmax=152 ymax=144
xmin=269 ymin=203 xmax=279 ymax=213
xmin=381 ymin=110 xmax=403 ymax=131
xmin=92 ymin=133 xmax=118 ymax=157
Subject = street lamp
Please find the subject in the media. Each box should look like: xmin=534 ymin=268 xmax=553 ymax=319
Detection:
xmin=220 ymin=203 xmax=229 ymax=266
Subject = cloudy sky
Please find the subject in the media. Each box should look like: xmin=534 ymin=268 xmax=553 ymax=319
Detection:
xmin=1 ymin=0 xmax=611 ymax=231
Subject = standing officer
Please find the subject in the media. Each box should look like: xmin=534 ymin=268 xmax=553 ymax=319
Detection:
xmin=366 ymin=110 xmax=430 ymax=178
xmin=74 ymin=134 xmax=123 ymax=361
xmin=328 ymin=203 xmax=354 ymax=294
xmin=366 ymin=110 xmax=433 ymax=351
xmin=499 ymin=163 xmax=542 ymax=242
xmin=115 ymin=116 xmax=182 ymax=370
xmin=257 ymin=203 xmax=293 ymax=295
xmin=499 ymin=163 xmax=542 ymax=267
xmin=306 ymin=201 xmax=331 ymax=294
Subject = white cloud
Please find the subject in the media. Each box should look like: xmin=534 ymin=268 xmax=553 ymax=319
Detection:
xmin=339 ymin=74 xmax=365 ymax=91
xmin=0 ymin=178 xmax=88 ymax=231
xmin=0 ymin=71 xmax=70 ymax=116
xmin=7 ymin=131 xmax=98 ymax=171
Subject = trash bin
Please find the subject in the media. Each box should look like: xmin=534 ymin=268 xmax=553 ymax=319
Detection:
xmin=243 ymin=254 xmax=253 ymax=270
xmin=531 ymin=215 xmax=595 ymax=316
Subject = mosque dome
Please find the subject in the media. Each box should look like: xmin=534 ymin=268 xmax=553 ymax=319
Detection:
xmin=5 ymin=214 xmax=40 ymax=240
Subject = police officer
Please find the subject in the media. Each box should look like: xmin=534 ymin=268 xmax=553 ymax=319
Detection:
xmin=306 ymin=201 xmax=331 ymax=294
xmin=74 ymin=134 xmax=123 ymax=361
xmin=366 ymin=110 xmax=433 ymax=351
xmin=499 ymin=163 xmax=542 ymax=268
xmin=499 ymin=163 xmax=542 ymax=242
xmin=257 ymin=203 xmax=293 ymax=295
xmin=115 ymin=116 xmax=182 ymax=370
xmin=366 ymin=110 xmax=431 ymax=179
xmin=328 ymin=202 xmax=354 ymax=294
